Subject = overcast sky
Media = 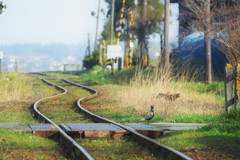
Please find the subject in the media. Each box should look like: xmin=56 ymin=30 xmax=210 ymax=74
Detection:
xmin=0 ymin=0 xmax=178 ymax=46
xmin=0 ymin=0 xmax=107 ymax=45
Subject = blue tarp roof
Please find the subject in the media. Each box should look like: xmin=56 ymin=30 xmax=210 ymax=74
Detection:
xmin=178 ymin=32 xmax=228 ymax=73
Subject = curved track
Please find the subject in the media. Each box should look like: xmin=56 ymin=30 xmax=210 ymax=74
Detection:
xmin=31 ymin=73 xmax=193 ymax=160
xmin=32 ymin=77 xmax=95 ymax=160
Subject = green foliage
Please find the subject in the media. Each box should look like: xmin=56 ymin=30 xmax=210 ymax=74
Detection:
xmin=48 ymin=65 xmax=114 ymax=84
xmin=135 ymin=0 xmax=164 ymax=34
xmin=104 ymin=0 xmax=164 ymax=48
xmin=221 ymin=109 xmax=240 ymax=123
xmin=105 ymin=0 xmax=135 ymax=22
xmin=80 ymin=65 xmax=113 ymax=84
xmin=113 ymin=67 xmax=137 ymax=83
xmin=101 ymin=18 xmax=112 ymax=42
xmin=83 ymin=49 xmax=99 ymax=69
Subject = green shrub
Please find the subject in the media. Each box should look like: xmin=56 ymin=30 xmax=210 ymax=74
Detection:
xmin=83 ymin=49 xmax=99 ymax=69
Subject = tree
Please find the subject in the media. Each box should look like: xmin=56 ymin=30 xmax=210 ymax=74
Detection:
xmin=104 ymin=0 xmax=134 ymax=42
xmin=105 ymin=0 xmax=164 ymax=66
xmin=181 ymin=0 xmax=212 ymax=83
xmin=101 ymin=17 xmax=113 ymax=43
xmin=211 ymin=0 xmax=240 ymax=68
xmin=163 ymin=0 xmax=170 ymax=70
xmin=180 ymin=0 xmax=240 ymax=83
xmin=83 ymin=49 xmax=99 ymax=69
xmin=134 ymin=0 xmax=164 ymax=66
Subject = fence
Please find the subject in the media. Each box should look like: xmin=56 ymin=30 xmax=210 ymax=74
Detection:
xmin=225 ymin=64 xmax=240 ymax=112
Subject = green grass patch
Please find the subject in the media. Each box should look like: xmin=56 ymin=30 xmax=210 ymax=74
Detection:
xmin=43 ymin=112 xmax=91 ymax=124
xmin=0 ymin=128 xmax=58 ymax=149
xmin=162 ymin=114 xmax=219 ymax=123
xmin=199 ymin=109 xmax=240 ymax=134
xmin=158 ymin=109 xmax=240 ymax=158
xmin=47 ymin=65 xmax=114 ymax=84
xmin=0 ymin=128 xmax=67 ymax=160
xmin=79 ymin=138 xmax=161 ymax=160
xmin=158 ymin=130 xmax=240 ymax=155
xmin=0 ymin=76 xmax=59 ymax=124
xmin=221 ymin=109 xmax=240 ymax=123
xmin=96 ymin=110 xmax=164 ymax=123
xmin=171 ymin=81 xmax=224 ymax=95
xmin=170 ymin=81 xmax=224 ymax=102
xmin=0 ymin=111 xmax=35 ymax=123
xmin=38 ymin=79 xmax=92 ymax=124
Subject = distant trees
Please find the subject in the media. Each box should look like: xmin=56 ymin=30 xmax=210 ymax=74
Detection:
xmin=134 ymin=0 xmax=164 ymax=66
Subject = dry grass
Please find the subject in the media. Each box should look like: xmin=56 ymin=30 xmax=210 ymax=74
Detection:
xmin=0 ymin=73 xmax=57 ymax=102
xmin=0 ymin=73 xmax=34 ymax=102
xmin=117 ymin=66 xmax=224 ymax=117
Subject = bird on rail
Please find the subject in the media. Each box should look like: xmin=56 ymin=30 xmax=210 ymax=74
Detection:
xmin=140 ymin=105 xmax=155 ymax=123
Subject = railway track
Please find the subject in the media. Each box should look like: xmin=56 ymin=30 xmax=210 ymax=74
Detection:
xmin=30 ymin=73 xmax=193 ymax=160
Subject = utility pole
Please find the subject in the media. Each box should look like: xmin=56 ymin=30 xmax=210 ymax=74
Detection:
xmin=205 ymin=0 xmax=212 ymax=83
xmin=164 ymin=0 xmax=170 ymax=70
xmin=110 ymin=0 xmax=115 ymax=45
xmin=160 ymin=33 xmax=163 ymax=57
xmin=88 ymin=32 xmax=91 ymax=56
xmin=94 ymin=0 xmax=101 ymax=50
xmin=0 ymin=3 xmax=6 ymax=74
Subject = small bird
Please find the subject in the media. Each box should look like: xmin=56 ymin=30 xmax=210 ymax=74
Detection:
xmin=140 ymin=105 xmax=155 ymax=123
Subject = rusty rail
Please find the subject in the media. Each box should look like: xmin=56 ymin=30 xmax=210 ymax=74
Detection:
xmin=31 ymin=76 xmax=95 ymax=160
xmin=31 ymin=73 xmax=193 ymax=160
xmin=61 ymin=78 xmax=193 ymax=160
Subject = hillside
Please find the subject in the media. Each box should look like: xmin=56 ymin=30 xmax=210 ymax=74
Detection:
xmin=0 ymin=43 xmax=85 ymax=72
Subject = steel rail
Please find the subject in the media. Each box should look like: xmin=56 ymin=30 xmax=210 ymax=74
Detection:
xmin=32 ymin=77 xmax=95 ymax=160
xmin=61 ymin=78 xmax=193 ymax=160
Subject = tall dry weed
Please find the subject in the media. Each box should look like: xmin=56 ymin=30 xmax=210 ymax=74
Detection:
xmin=0 ymin=74 xmax=33 ymax=102
xmin=118 ymin=65 xmax=223 ymax=117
